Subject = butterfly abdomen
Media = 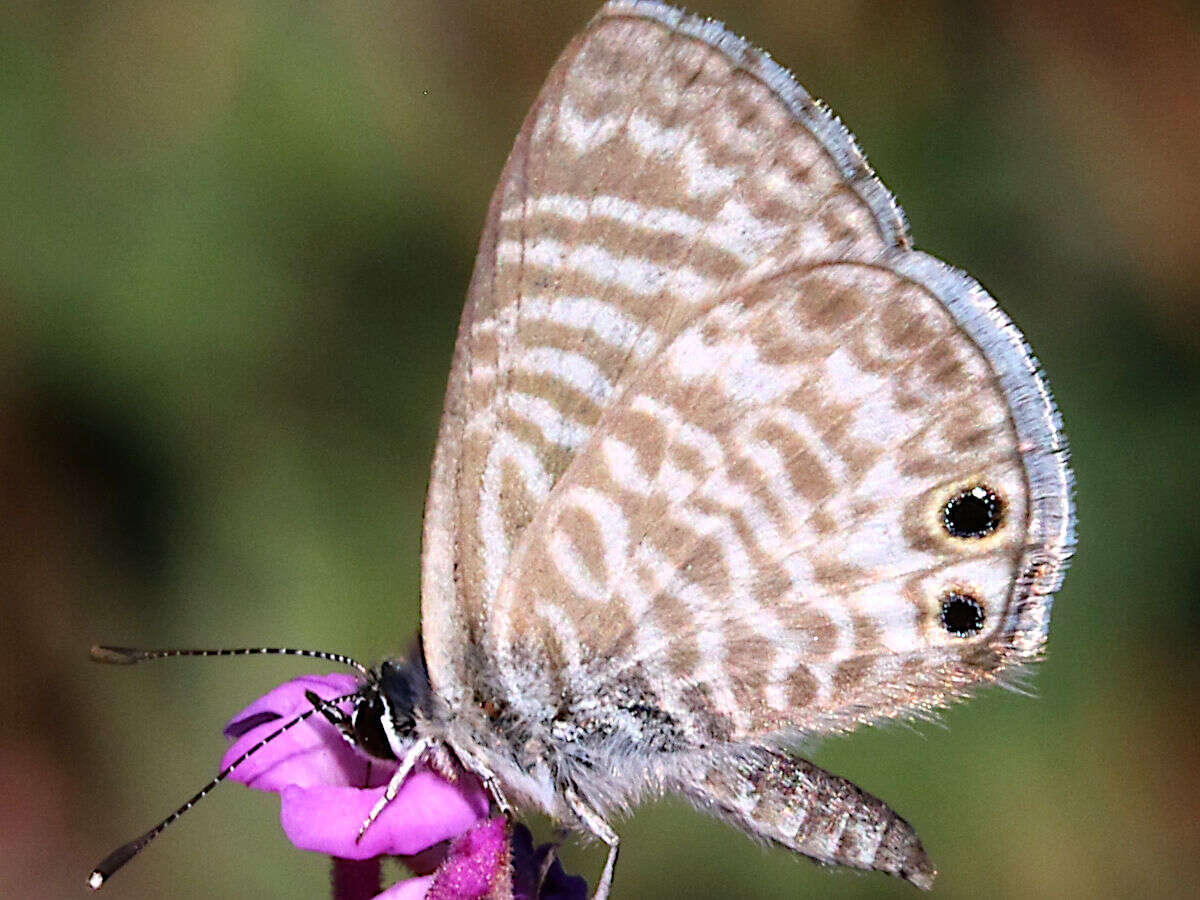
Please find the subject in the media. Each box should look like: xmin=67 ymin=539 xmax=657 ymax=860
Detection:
xmin=673 ymin=748 xmax=936 ymax=890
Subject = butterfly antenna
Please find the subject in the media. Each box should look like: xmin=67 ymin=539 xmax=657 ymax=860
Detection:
xmin=87 ymin=688 xmax=364 ymax=890
xmin=90 ymin=645 xmax=370 ymax=677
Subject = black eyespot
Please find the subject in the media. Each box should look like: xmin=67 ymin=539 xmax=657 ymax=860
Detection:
xmin=940 ymin=592 xmax=985 ymax=637
xmin=942 ymin=485 xmax=1003 ymax=538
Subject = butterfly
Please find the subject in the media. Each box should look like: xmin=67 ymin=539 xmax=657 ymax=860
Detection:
xmin=90 ymin=2 xmax=1074 ymax=896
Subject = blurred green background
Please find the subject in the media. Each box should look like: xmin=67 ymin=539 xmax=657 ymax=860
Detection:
xmin=2 ymin=1 xmax=1198 ymax=897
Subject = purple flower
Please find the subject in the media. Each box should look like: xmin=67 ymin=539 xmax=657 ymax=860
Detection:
xmin=222 ymin=674 xmax=586 ymax=900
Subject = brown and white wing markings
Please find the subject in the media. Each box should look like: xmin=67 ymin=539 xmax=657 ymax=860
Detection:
xmin=421 ymin=0 xmax=1073 ymax=748
xmin=422 ymin=0 xmax=922 ymax=704
xmin=493 ymin=257 xmax=1066 ymax=742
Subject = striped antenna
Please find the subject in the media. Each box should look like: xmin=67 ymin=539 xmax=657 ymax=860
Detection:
xmin=86 ymin=688 xmax=365 ymax=890
xmin=90 ymin=645 xmax=371 ymax=677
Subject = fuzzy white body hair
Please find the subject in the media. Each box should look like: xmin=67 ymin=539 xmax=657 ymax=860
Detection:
xmin=414 ymin=670 xmax=710 ymax=826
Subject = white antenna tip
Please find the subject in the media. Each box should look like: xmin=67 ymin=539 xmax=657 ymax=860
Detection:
xmin=88 ymin=871 xmax=105 ymax=891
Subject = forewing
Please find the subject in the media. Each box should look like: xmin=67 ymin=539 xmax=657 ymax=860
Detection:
xmin=420 ymin=0 xmax=917 ymax=703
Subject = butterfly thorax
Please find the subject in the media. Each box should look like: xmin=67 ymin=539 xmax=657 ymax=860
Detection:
xmin=416 ymin=647 xmax=735 ymax=826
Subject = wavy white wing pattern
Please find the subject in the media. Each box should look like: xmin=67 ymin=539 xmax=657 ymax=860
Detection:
xmin=421 ymin=0 xmax=1073 ymax=756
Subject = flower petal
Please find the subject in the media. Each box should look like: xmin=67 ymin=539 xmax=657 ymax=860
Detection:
xmin=373 ymin=875 xmax=434 ymax=900
xmin=221 ymin=675 xmax=586 ymax=896
xmin=425 ymin=817 xmax=510 ymax=900
xmin=279 ymin=771 xmax=490 ymax=858
xmin=223 ymin=673 xmax=361 ymax=738
xmin=221 ymin=674 xmax=388 ymax=791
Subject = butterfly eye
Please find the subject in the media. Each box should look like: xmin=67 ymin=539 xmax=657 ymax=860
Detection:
xmin=939 ymin=592 xmax=985 ymax=637
xmin=942 ymin=485 xmax=1003 ymax=539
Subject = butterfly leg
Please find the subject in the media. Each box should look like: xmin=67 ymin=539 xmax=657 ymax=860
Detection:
xmin=355 ymin=737 xmax=430 ymax=843
xmin=448 ymin=749 xmax=515 ymax=817
xmin=483 ymin=775 xmax=514 ymax=817
xmin=564 ymin=786 xmax=619 ymax=900
xmin=535 ymin=845 xmax=558 ymax=893
xmin=535 ymin=827 xmax=570 ymax=891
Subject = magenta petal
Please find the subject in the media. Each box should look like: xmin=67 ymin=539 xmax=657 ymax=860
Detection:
xmin=374 ymin=875 xmax=435 ymax=900
xmin=221 ymin=674 xmax=385 ymax=791
xmin=216 ymin=674 xmax=577 ymax=893
xmin=425 ymin=817 xmax=510 ymax=900
xmin=279 ymin=770 xmax=490 ymax=858
xmin=223 ymin=673 xmax=360 ymax=733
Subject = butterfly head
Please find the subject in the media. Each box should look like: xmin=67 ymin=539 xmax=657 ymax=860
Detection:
xmin=84 ymin=642 xmax=441 ymax=890
xmin=353 ymin=652 xmax=433 ymax=760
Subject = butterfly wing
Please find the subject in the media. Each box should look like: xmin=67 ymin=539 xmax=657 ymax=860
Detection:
xmin=420 ymin=0 xmax=1073 ymax=747
xmin=421 ymin=0 xmax=916 ymax=704
xmin=490 ymin=255 xmax=1070 ymax=743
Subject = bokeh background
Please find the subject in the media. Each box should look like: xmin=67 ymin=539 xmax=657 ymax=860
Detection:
xmin=3 ymin=1 xmax=1198 ymax=897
